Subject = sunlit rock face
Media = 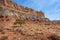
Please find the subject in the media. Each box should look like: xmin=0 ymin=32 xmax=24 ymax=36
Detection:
xmin=0 ymin=0 xmax=45 ymax=19
xmin=30 ymin=15 xmax=37 ymax=21
xmin=37 ymin=11 xmax=45 ymax=18
xmin=0 ymin=0 xmax=60 ymax=40
xmin=0 ymin=9 xmax=16 ymax=26
xmin=0 ymin=7 xmax=19 ymax=17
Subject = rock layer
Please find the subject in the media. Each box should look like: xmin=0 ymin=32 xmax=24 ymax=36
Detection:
xmin=0 ymin=0 xmax=60 ymax=40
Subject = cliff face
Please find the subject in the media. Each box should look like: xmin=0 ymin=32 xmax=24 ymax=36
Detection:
xmin=0 ymin=0 xmax=45 ymax=18
xmin=0 ymin=0 xmax=60 ymax=40
xmin=0 ymin=0 xmax=45 ymax=26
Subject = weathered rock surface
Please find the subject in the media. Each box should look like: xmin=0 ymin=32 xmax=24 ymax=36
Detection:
xmin=0 ymin=21 xmax=60 ymax=40
xmin=0 ymin=0 xmax=60 ymax=40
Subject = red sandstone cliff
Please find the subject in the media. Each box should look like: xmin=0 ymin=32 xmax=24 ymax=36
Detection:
xmin=0 ymin=0 xmax=60 ymax=40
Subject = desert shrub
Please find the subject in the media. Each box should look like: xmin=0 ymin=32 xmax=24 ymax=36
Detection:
xmin=45 ymin=24 xmax=50 ymax=25
xmin=0 ymin=29 xmax=3 ymax=32
xmin=1 ymin=31 xmax=5 ymax=34
xmin=0 ymin=15 xmax=4 ymax=18
xmin=14 ymin=22 xmax=17 ymax=25
xmin=14 ymin=19 xmax=25 ymax=27
xmin=12 ymin=26 xmax=20 ymax=28
xmin=0 ymin=36 xmax=8 ymax=40
xmin=48 ymin=34 xmax=59 ymax=40
xmin=0 ymin=29 xmax=5 ymax=34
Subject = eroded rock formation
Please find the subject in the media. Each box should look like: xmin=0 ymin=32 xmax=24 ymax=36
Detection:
xmin=0 ymin=0 xmax=60 ymax=40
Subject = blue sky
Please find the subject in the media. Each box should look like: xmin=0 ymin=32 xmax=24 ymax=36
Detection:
xmin=12 ymin=0 xmax=60 ymax=20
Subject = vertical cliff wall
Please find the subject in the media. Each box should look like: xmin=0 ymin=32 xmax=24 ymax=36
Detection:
xmin=0 ymin=0 xmax=45 ymax=19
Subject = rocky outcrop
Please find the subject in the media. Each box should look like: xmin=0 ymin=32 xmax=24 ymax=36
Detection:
xmin=0 ymin=0 xmax=45 ymax=19
xmin=0 ymin=0 xmax=60 ymax=40
xmin=0 ymin=21 xmax=60 ymax=40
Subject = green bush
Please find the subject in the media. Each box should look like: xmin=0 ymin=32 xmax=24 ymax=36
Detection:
xmin=14 ymin=19 xmax=25 ymax=27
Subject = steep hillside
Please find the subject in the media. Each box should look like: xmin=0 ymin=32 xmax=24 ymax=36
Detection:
xmin=0 ymin=0 xmax=60 ymax=40
xmin=0 ymin=20 xmax=60 ymax=40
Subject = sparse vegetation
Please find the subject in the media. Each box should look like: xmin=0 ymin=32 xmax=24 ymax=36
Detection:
xmin=12 ymin=26 xmax=20 ymax=28
xmin=0 ymin=29 xmax=5 ymax=34
xmin=0 ymin=0 xmax=60 ymax=40
xmin=48 ymin=34 xmax=59 ymax=40
xmin=0 ymin=36 xmax=8 ymax=40
xmin=0 ymin=29 xmax=3 ymax=32
xmin=14 ymin=19 xmax=25 ymax=27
